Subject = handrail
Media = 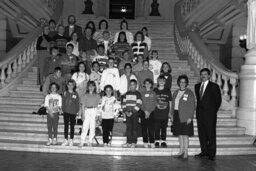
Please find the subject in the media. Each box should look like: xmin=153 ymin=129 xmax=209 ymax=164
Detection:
xmin=0 ymin=0 xmax=63 ymax=94
xmin=174 ymin=1 xmax=239 ymax=110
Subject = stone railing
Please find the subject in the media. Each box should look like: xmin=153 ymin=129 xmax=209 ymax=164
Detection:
xmin=0 ymin=0 xmax=63 ymax=96
xmin=41 ymin=0 xmax=57 ymax=10
xmin=175 ymin=1 xmax=239 ymax=114
xmin=181 ymin=0 xmax=204 ymax=16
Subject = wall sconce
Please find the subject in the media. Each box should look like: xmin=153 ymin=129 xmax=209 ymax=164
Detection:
xmin=239 ymin=34 xmax=248 ymax=51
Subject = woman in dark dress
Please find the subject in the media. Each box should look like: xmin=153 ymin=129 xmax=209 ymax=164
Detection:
xmin=171 ymin=75 xmax=195 ymax=159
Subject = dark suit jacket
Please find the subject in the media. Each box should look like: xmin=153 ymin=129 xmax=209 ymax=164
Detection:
xmin=64 ymin=25 xmax=83 ymax=39
xmin=195 ymin=81 xmax=222 ymax=120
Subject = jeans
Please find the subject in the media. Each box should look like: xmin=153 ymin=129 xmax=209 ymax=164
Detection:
xmin=126 ymin=112 xmax=139 ymax=144
xmin=154 ymin=118 xmax=168 ymax=141
xmin=63 ymin=113 xmax=76 ymax=139
xmin=102 ymin=119 xmax=114 ymax=144
xmin=47 ymin=113 xmax=59 ymax=139
xmin=140 ymin=111 xmax=155 ymax=143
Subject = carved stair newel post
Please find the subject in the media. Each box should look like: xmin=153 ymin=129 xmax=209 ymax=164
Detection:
xmin=237 ymin=0 xmax=256 ymax=135
xmin=82 ymin=0 xmax=94 ymax=14
xmin=150 ymin=0 xmax=161 ymax=16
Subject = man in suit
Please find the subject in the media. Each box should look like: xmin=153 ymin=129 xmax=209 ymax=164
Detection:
xmin=194 ymin=68 xmax=222 ymax=161
xmin=64 ymin=15 xmax=82 ymax=40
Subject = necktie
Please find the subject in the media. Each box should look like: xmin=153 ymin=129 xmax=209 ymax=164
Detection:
xmin=199 ymin=82 xmax=204 ymax=100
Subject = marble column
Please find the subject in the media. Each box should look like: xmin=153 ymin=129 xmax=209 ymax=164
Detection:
xmin=0 ymin=13 xmax=6 ymax=57
xmin=237 ymin=0 xmax=256 ymax=135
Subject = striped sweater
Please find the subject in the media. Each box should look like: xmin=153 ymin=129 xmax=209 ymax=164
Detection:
xmin=122 ymin=91 xmax=142 ymax=113
xmin=131 ymin=42 xmax=148 ymax=61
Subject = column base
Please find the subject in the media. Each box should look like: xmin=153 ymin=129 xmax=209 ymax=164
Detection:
xmin=237 ymin=107 xmax=256 ymax=135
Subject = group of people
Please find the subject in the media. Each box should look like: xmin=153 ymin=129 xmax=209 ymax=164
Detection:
xmin=38 ymin=15 xmax=222 ymax=161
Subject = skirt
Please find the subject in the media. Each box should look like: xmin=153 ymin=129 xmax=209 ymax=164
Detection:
xmin=172 ymin=110 xmax=194 ymax=137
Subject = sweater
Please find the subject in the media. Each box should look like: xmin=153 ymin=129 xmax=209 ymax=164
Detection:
xmin=114 ymin=30 xmax=134 ymax=45
xmin=131 ymin=41 xmax=148 ymax=61
xmin=52 ymin=34 xmax=69 ymax=53
xmin=122 ymin=91 xmax=142 ymax=114
xmin=140 ymin=89 xmax=157 ymax=114
xmin=100 ymin=68 xmax=120 ymax=91
xmin=171 ymin=88 xmax=195 ymax=123
xmin=43 ymin=74 xmax=66 ymax=96
xmin=137 ymin=70 xmax=154 ymax=90
xmin=61 ymin=54 xmax=78 ymax=75
xmin=44 ymin=55 xmax=62 ymax=77
xmin=79 ymin=37 xmax=97 ymax=52
xmin=62 ymin=91 xmax=80 ymax=115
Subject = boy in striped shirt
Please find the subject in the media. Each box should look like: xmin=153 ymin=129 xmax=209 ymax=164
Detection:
xmin=122 ymin=79 xmax=142 ymax=148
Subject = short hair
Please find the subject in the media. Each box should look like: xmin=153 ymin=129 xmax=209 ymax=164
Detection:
xmin=158 ymin=75 xmax=166 ymax=81
xmin=66 ymin=43 xmax=74 ymax=49
xmin=117 ymin=31 xmax=128 ymax=43
xmin=103 ymin=30 xmax=110 ymax=36
xmin=122 ymin=50 xmax=129 ymax=56
xmin=92 ymin=61 xmax=99 ymax=68
xmin=57 ymin=24 xmax=64 ymax=29
xmin=141 ymin=27 xmax=149 ymax=36
xmin=49 ymin=82 xmax=60 ymax=92
xmin=67 ymin=15 xmax=76 ymax=24
xmin=151 ymin=50 xmax=158 ymax=59
xmin=97 ymin=44 xmax=105 ymax=50
xmin=50 ymin=46 xmax=59 ymax=54
xmin=177 ymin=75 xmax=189 ymax=87
xmin=160 ymin=62 xmax=172 ymax=74
xmin=137 ymin=54 xmax=144 ymax=60
xmin=54 ymin=67 xmax=62 ymax=72
xmin=130 ymin=79 xmax=137 ymax=85
xmin=143 ymin=59 xmax=149 ymax=64
xmin=143 ymin=78 xmax=154 ymax=88
xmin=134 ymin=31 xmax=145 ymax=41
xmin=200 ymin=68 xmax=211 ymax=75
xmin=99 ymin=19 xmax=108 ymax=30
xmin=108 ymin=57 xmax=114 ymax=61
xmin=120 ymin=19 xmax=128 ymax=30
xmin=104 ymin=84 xmax=114 ymax=96
xmin=66 ymin=79 xmax=77 ymax=92
xmin=124 ymin=63 xmax=132 ymax=69
xmin=86 ymin=81 xmax=97 ymax=94
xmin=48 ymin=19 xmax=56 ymax=25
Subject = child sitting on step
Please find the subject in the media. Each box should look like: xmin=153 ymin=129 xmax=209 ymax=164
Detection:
xmin=100 ymin=85 xmax=120 ymax=146
xmin=61 ymin=79 xmax=80 ymax=146
xmin=44 ymin=82 xmax=62 ymax=146
xmin=79 ymin=81 xmax=101 ymax=147
xmin=122 ymin=79 xmax=142 ymax=148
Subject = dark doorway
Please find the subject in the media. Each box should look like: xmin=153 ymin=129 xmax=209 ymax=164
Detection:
xmin=109 ymin=0 xmax=135 ymax=19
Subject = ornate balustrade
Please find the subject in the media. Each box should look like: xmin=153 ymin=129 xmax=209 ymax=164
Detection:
xmin=175 ymin=1 xmax=239 ymax=114
xmin=181 ymin=0 xmax=204 ymax=16
xmin=0 ymin=0 xmax=63 ymax=96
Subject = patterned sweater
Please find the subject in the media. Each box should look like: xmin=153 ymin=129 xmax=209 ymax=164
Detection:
xmin=122 ymin=91 xmax=142 ymax=114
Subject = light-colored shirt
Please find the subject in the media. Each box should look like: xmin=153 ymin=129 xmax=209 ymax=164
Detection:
xmin=201 ymin=80 xmax=209 ymax=96
xmin=66 ymin=41 xmax=79 ymax=56
xmin=100 ymin=96 xmax=120 ymax=119
xmin=100 ymin=68 xmax=120 ymax=91
xmin=174 ymin=90 xmax=185 ymax=110
xmin=44 ymin=93 xmax=62 ymax=113
xmin=149 ymin=59 xmax=162 ymax=83
xmin=72 ymin=72 xmax=89 ymax=86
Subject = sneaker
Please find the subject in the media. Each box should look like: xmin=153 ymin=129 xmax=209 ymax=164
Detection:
xmin=46 ymin=138 xmax=52 ymax=146
xmin=155 ymin=142 xmax=160 ymax=148
xmin=61 ymin=139 xmax=69 ymax=146
xmin=78 ymin=142 xmax=84 ymax=148
xmin=88 ymin=142 xmax=92 ymax=147
xmin=69 ymin=139 xmax=73 ymax=147
xmin=144 ymin=143 xmax=149 ymax=148
xmin=131 ymin=143 xmax=136 ymax=148
xmin=104 ymin=143 xmax=108 ymax=147
xmin=52 ymin=138 xmax=57 ymax=145
xmin=161 ymin=142 xmax=167 ymax=148
xmin=150 ymin=143 xmax=155 ymax=148
xmin=122 ymin=143 xmax=131 ymax=148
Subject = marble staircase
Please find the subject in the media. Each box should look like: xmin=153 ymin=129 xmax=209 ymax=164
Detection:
xmin=0 ymin=19 xmax=255 ymax=156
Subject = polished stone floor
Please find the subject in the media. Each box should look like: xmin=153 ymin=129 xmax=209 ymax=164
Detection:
xmin=0 ymin=151 xmax=256 ymax=171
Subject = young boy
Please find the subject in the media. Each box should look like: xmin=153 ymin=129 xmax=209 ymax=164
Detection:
xmin=93 ymin=44 xmax=109 ymax=72
xmin=43 ymin=67 xmax=66 ymax=96
xmin=154 ymin=75 xmax=172 ymax=148
xmin=137 ymin=60 xmax=154 ymax=90
xmin=122 ymin=79 xmax=142 ymax=148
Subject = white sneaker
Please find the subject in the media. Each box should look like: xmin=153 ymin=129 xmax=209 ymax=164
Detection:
xmin=122 ymin=143 xmax=131 ymax=148
xmin=61 ymin=139 xmax=69 ymax=146
xmin=46 ymin=138 xmax=52 ymax=146
xmin=150 ymin=143 xmax=155 ymax=148
xmin=104 ymin=143 xmax=108 ymax=147
xmin=78 ymin=142 xmax=84 ymax=148
xmin=52 ymin=138 xmax=57 ymax=145
xmin=69 ymin=139 xmax=73 ymax=146
xmin=131 ymin=143 xmax=136 ymax=148
xmin=144 ymin=143 xmax=149 ymax=148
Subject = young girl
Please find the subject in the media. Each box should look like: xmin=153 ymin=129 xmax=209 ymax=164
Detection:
xmin=66 ymin=32 xmax=79 ymax=56
xmin=44 ymin=83 xmax=62 ymax=146
xmin=140 ymin=78 xmax=157 ymax=148
xmin=149 ymin=50 xmax=162 ymax=84
xmin=100 ymin=85 xmax=120 ymax=146
xmin=89 ymin=61 xmax=102 ymax=93
xmin=61 ymin=79 xmax=80 ymax=146
xmin=160 ymin=62 xmax=172 ymax=91
xmin=71 ymin=62 xmax=90 ymax=97
xmin=79 ymin=81 xmax=101 ymax=147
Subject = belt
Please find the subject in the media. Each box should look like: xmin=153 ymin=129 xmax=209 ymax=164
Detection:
xmin=86 ymin=106 xmax=97 ymax=109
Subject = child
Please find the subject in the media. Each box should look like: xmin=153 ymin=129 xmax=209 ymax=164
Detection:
xmin=140 ymin=78 xmax=157 ymax=148
xmin=137 ymin=60 xmax=154 ymax=90
xmin=133 ymin=54 xmax=144 ymax=75
xmin=79 ymin=81 xmax=101 ymax=147
xmin=71 ymin=62 xmax=90 ymax=97
xmin=100 ymin=57 xmax=120 ymax=92
xmin=118 ymin=50 xmax=133 ymax=75
xmin=79 ymin=50 xmax=91 ymax=75
xmin=160 ymin=62 xmax=172 ymax=91
xmin=109 ymin=51 xmax=121 ymax=68
xmin=89 ymin=61 xmax=102 ymax=93
xmin=44 ymin=82 xmax=62 ymax=146
xmin=100 ymin=85 xmax=120 ymax=146
xmin=122 ymin=79 xmax=142 ymax=148
xmin=93 ymin=44 xmax=109 ymax=72
xmin=44 ymin=47 xmax=62 ymax=77
xmin=149 ymin=50 xmax=162 ymax=84
xmin=154 ymin=75 xmax=172 ymax=148
xmin=97 ymin=30 xmax=113 ymax=54
xmin=43 ymin=67 xmax=66 ymax=96
xmin=61 ymin=79 xmax=80 ymax=146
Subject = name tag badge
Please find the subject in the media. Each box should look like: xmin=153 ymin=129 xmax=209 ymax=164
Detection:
xmin=72 ymin=95 xmax=77 ymax=99
xmin=183 ymin=97 xmax=188 ymax=101
xmin=145 ymin=94 xmax=149 ymax=97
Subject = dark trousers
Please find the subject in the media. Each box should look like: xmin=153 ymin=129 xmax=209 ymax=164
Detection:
xmin=140 ymin=111 xmax=155 ymax=143
xmin=197 ymin=117 xmax=217 ymax=157
xmin=154 ymin=118 xmax=168 ymax=141
xmin=63 ymin=113 xmax=76 ymax=139
xmin=102 ymin=119 xmax=114 ymax=144
xmin=126 ymin=112 xmax=139 ymax=144
xmin=47 ymin=113 xmax=59 ymax=139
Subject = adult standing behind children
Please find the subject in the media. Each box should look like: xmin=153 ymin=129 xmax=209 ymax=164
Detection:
xmin=64 ymin=15 xmax=82 ymax=40
xmin=79 ymin=27 xmax=97 ymax=52
xmin=194 ymin=68 xmax=221 ymax=161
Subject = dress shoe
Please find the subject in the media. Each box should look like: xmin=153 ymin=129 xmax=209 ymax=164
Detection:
xmin=195 ymin=153 xmax=209 ymax=158
xmin=208 ymin=156 xmax=215 ymax=161
xmin=161 ymin=142 xmax=167 ymax=148
xmin=155 ymin=142 xmax=160 ymax=148
xmin=173 ymin=153 xmax=184 ymax=159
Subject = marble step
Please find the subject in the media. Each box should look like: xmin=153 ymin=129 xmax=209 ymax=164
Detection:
xmin=9 ymin=91 xmax=44 ymax=98
xmin=0 ymin=105 xmax=38 ymax=113
xmin=0 ymin=139 xmax=255 ymax=156
xmin=0 ymin=132 xmax=252 ymax=146
xmin=16 ymin=86 xmax=40 ymax=91
xmin=0 ymin=98 xmax=43 ymax=105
